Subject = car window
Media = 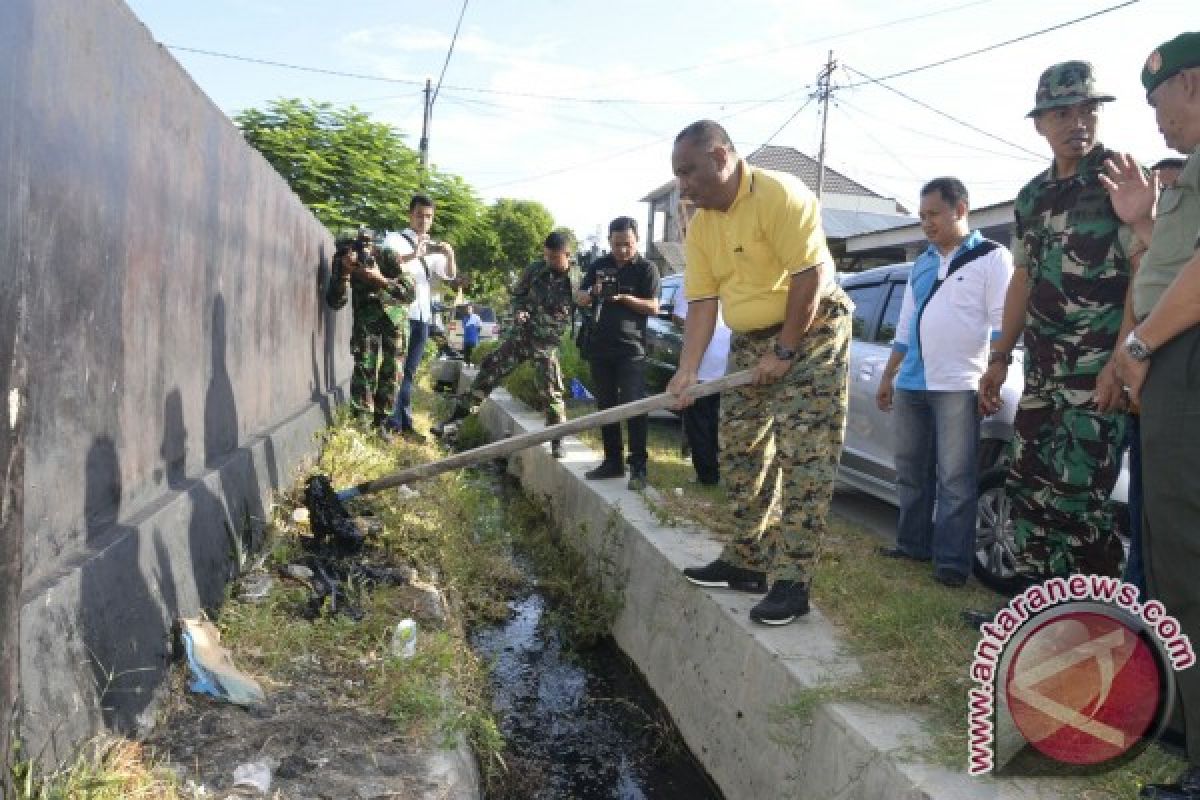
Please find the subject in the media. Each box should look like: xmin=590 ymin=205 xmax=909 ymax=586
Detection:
xmin=843 ymin=283 xmax=886 ymax=341
xmin=659 ymin=281 xmax=681 ymax=308
xmin=875 ymin=283 xmax=906 ymax=345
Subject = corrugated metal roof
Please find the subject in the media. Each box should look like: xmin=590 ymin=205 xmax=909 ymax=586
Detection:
xmin=821 ymin=208 xmax=915 ymax=239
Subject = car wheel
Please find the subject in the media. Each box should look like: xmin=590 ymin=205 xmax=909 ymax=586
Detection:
xmin=973 ymin=466 xmax=1024 ymax=594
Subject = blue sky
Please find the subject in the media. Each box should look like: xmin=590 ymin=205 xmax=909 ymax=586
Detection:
xmin=125 ymin=0 xmax=1189 ymax=246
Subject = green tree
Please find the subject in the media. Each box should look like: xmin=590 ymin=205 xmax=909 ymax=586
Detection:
xmin=234 ymin=99 xmax=485 ymax=247
xmin=236 ymin=99 xmax=418 ymax=233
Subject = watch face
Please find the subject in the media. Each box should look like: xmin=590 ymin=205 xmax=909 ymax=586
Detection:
xmin=1125 ymin=339 xmax=1150 ymax=362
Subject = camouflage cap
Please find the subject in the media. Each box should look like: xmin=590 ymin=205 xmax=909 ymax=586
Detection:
xmin=334 ymin=228 xmax=359 ymax=248
xmin=1142 ymin=32 xmax=1200 ymax=97
xmin=1026 ymin=61 xmax=1115 ymax=118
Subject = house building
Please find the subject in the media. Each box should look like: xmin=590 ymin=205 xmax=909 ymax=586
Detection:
xmin=641 ymin=144 xmax=916 ymax=274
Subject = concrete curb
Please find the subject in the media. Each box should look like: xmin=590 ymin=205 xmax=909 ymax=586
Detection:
xmin=478 ymin=389 xmax=1068 ymax=800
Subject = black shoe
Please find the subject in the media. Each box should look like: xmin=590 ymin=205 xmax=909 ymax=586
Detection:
xmin=749 ymin=580 xmax=811 ymax=625
xmin=585 ymin=461 xmax=624 ymax=480
xmin=550 ymin=439 xmax=564 ymax=459
xmin=682 ymin=559 xmax=767 ymax=593
xmin=1141 ymin=768 xmax=1200 ymax=799
xmin=400 ymin=427 xmax=427 ymax=444
xmin=692 ymin=473 xmax=719 ymax=486
xmin=934 ymin=568 xmax=968 ymax=588
xmin=877 ymin=545 xmax=929 ymax=562
xmin=432 ymin=405 xmax=470 ymax=436
xmin=627 ymin=466 xmax=647 ymax=491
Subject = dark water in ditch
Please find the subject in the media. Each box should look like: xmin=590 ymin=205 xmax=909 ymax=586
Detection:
xmin=471 ymin=554 xmax=724 ymax=800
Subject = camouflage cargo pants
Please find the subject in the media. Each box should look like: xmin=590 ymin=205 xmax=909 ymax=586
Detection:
xmin=350 ymin=320 xmax=404 ymax=423
xmin=459 ymin=333 xmax=565 ymax=424
xmin=1008 ymin=398 xmax=1127 ymax=579
xmin=720 ymin=293 xmax=851 ymax=585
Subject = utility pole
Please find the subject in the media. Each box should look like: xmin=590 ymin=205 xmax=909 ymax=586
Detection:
xmin=815 ymin=50 xmax=836 ymax=202
xmin=419 ymin=78 xmax=433 ymax=175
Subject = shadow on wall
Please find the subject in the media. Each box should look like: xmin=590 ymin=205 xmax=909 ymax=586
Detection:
xmin=79 ymin=436 xmax=160 ymax=732
xmin=313 ymin=240 xmax=341 ymax=425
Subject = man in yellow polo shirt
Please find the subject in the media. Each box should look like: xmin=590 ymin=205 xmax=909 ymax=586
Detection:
xmin=667 ymin=120 xmax=852 ymax=625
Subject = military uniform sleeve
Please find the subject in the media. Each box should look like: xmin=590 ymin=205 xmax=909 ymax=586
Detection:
xmin=763 ymin=178 xmax=833 ymax=274
xmin=579 ymin=263 xmax=597 ymax=293
xmin=377 ymin=248 xmax=417 ymax=305
xmin=1012 ymin=204 xmax=1032 ymax=271
xmin=684 ymin=227 xmax=718 ymax=302
xmin=511 ymin=262 xmax=536 ymax=314
xmin=324 ymin=271 xmax=349 ymax=309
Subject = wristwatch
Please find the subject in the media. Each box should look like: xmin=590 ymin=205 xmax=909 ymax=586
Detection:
xmin=987 ymin=350 xmax=1012 ymax=366
xmin=1124 ymin=330 xmax=1153 ymax=362
xmin=773 ymin=342 xmax=797 ymax=361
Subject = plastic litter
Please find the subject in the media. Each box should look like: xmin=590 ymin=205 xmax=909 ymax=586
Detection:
xmin=232 ymin=760 xmax=272 ymax=793
xmin=674 ymin=487 xmax=684 ymax=497
xmin=291 ymin=507 xmax=310 ymax=524
xmin=569 ymin=377 xmax=594 ymax=401
xmin=396 ymin=484 xmax=419 ymax=500
xmin=180 ymin=616 xmax=266 ymax=707
xmin=238 ymin=573 xmax=273 ymax=603
xmin=391 ymin=618 xmax=417 ymax=659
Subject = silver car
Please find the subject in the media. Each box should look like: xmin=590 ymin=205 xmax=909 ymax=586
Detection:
xmin=835 ymin=264 xmax=1128 ymax=592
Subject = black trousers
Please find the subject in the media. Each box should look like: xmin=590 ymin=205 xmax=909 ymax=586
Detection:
xmin=683 ymin=392 xmax=720 ymax=482
xmin=1141 ymin=324 xmax=1200 ymax=765
xmin=590 ymin=354 xmax=648 ymax=469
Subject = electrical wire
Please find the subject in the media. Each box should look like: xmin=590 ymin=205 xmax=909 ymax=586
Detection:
xmin=757 ymin=92 xmax=819 ymax=151
xmin=842 ymin=64 xmax=1044 ymax=159
xmin=832 ymin=100 xmax=923 ymax=181
xmin=163 ymin=44 xmax=791 ymax=107
xmin=841 ymin=1 xmax=1139 ymax=88
xmin=568 ymin=0 xmax=999 ymax=92
xmin=834 ymin=96 xmax=1043 ymax=163
xmin=431 ymin=0 xmax=469 ymax=107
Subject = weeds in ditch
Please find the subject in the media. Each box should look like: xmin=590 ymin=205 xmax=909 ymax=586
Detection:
xmin=8 ymin=737 xmax=183 ymax=799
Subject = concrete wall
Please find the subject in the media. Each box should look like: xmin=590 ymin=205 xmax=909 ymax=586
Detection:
xmin=2 ymin=0 xmax=350 ymax=761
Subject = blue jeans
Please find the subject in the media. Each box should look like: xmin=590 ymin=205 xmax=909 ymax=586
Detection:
xmin=389 ymin=317 xmax=429 ymax=431
xmin=893 ymin=389 xmax=979 ymax=577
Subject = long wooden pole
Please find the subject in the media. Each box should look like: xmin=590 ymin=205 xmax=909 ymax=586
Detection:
xmin=337 ymin=369 xmax=754 ymax=499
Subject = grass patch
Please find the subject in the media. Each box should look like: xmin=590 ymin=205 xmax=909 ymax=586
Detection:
xmin=8 ymin=737 xmax=184 ymax=799
xmin=562 ymin=404 xmax=1184 ymax=796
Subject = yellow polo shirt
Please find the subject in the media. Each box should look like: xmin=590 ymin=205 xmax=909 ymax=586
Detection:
xmin=683 ymin=161 xmax=832 ymax=333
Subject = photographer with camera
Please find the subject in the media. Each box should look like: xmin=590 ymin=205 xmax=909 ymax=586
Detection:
xmin=325 ymin=227 xmax=417 ymax=431
xmin=575 ymin=216 xmax=661 ymax=490
xmin=384 ymin=194 xmax=457 ymax=442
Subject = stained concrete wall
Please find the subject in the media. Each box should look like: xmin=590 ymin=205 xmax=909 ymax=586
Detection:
xmin=1 ymin=0 xmax=350 ymax=761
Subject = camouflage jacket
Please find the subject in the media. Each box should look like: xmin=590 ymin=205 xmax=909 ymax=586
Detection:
xmin=1014 ymin=143 xmax=1137 ymax=406
xmin=510 ymin=259 xmax=574 ymax=345
xmin=326 ymin=247 xmax=417 ymax=330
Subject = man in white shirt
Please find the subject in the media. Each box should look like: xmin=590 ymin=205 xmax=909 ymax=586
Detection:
xmin=672 ymin=291 xmax=730 ymax=485
xmin=875 ymin=177 xmax=1013 ymax=588
xmin=384 ymin=194 xmax=456 ymax=441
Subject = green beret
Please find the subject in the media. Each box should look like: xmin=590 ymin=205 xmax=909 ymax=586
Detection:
xmin=1143 ymin=32 xmax=1200 ymax=97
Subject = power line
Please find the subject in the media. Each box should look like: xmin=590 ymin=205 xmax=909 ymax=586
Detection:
xmin=841 ymin=1 xmax=1139 ymax=88
xmin=162 ymin=44 xmax=790 ymax=107
xmin=569 ymin=0 xmax=999 ymax=92
xmin=842 ymin=64 xmax=1044 ymax=159
xmin=478 ymin=86 xmax=811 ymax=192
xmin=756 ymin=92 xmax=819 ymax=151
xmin=834 ymin=96 xmax=1043 ymax=163
xmin=832 ymin=100 xmax=923 ymax=181
xmin=431 ymin=0 xmax=469 ymax=107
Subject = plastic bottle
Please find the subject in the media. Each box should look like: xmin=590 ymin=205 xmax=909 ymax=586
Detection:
xmin=391 ymin=618 xmax=417 ymax=659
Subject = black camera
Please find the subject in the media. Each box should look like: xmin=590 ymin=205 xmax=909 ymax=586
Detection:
xmin=595 ymin=269 xmax=619 ymax=300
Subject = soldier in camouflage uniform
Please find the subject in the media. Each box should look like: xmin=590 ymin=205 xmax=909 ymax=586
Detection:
xmin=668 ymin=120 xmax=851 ymax=626
xmin=978 ymin=62 xmax=1142 ymax=581
xmin=325 ymin=228 xmax=417 ymax=429
xmin=433 ymin=232 xmax=574 ymax=454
